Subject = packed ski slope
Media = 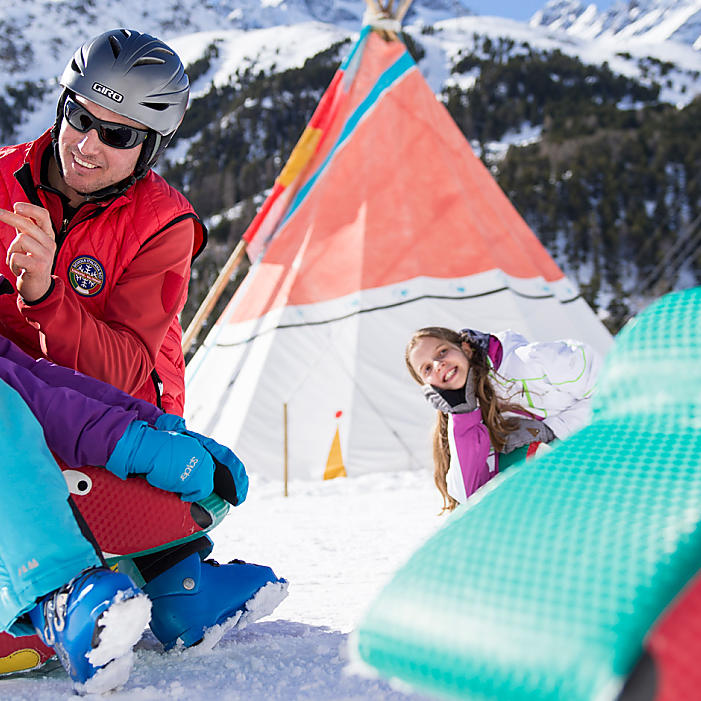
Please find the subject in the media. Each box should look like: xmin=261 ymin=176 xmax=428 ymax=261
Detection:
xmin=2 ymin=470 xmax=445 ymax=700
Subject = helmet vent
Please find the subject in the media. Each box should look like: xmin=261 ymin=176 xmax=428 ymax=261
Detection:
xmin=142 ymin=102 xmax=170 ymax=112
xmin=108 ymin=35 xmax=123 ymax=59
xmin=134 ymin=56 xmax=166 ymax=66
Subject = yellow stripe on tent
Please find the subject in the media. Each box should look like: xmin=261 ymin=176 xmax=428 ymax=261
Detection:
xmin=278 ymin=127 xmax=323 ymax=187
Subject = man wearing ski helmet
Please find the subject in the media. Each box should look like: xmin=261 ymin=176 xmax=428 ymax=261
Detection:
xmin=0 ymin=28 xmax=203 ymax=412
xmin=0 ymin=29 xmax=286 ymax=678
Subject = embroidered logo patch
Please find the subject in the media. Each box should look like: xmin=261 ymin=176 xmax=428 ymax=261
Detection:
xmin=67 ymin=255 xmax=105 ymax=297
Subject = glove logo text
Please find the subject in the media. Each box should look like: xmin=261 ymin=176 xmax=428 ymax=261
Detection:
xmin=180 ymin=456 xmax=198 ymax=482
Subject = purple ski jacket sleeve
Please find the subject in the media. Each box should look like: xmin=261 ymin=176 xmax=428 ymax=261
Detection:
xmin=0 ymin=335 xmax=163 ymax=421
xmin=0 ymin=335 xmax=163 ymax=466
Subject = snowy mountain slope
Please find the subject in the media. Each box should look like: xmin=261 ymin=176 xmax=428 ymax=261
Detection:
xmin=3 ymin=471 xmax=444 ymax=700
xmin=4 ymin=1 xmax=700 ymax=148
xmin=168 ymin=23 xmax=352 ymax=98
xmin=0 ymin=0 xmax=367 ymax=112
xmin=0 ymin=0 xmax=468 ymax=90
xmin=2 ymin=0 xmax=700 ymax=135
xmin=426 ymin=12 xmax=700 ymax=105
xmin=531 ymin=0 xmax=701 ymax=49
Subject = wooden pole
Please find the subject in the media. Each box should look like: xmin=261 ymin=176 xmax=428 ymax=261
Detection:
xmin=395 ymin=0 xmax=413 ymax=23
xmin=364 ymin=0 xmax=410 ymax=42
xmin=181 ymin=239 xmax=248 ymax=355
xmin=283 ymin=402 xmax=289 ymax=497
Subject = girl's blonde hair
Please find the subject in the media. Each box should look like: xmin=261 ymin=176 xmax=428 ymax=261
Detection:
xmin=405 ymin=327 xmax=521 ymax=513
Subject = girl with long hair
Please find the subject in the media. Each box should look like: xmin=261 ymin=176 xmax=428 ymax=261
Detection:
xmin=405 ymin=327 xmax=602 ymax=512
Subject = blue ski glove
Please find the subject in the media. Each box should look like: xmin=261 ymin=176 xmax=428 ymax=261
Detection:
xmin=106 ymin=420 xmax=215 ymax=502
xmin=155 ymin=413 xmax=249 ymax=506
xmin=155 ymin=413 xmax=187 ymax=433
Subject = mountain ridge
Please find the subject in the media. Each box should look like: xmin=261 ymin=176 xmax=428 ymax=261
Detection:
xmin=531 ymin=0 xmax=701 ymax=48
xmin=2 ymin=0 xmax=699 ymax=148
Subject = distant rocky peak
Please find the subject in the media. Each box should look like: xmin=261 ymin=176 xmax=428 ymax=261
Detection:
xmin=530 ymin=0 xmax=701 ymax=48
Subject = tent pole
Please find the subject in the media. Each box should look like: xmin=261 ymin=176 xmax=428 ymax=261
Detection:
xmin=395 ymin=0 xmax=413 ymax=23
xmin=181 ymin=239 xmax=248 ymax=355
xmin=364 ymin=0 xmax=410 ymax=42
xmin=283 ymin=402 xmax=289 ymax=497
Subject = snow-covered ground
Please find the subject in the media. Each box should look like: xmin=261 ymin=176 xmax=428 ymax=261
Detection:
xmin=2 ymin=470 xmax=446 ymax=700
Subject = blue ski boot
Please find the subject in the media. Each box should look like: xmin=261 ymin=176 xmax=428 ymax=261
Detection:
xmin=143 ymin=554 xmax=288 ymax=650
xmin=29 ymin=566 xmax=151 ymax=695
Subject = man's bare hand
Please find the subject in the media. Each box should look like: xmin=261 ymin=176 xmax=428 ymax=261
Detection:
xmin=0 ymin=202 xmax=56 ymax=302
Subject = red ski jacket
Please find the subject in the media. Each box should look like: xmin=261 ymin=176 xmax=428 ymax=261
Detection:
xmin=0 ymin=129 xmax=206 ymax=413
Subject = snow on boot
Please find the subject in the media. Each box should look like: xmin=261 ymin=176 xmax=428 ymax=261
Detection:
xmin=28 ymin=566 xmax=151 ymax=695
xmin=144 ymin=554 xmax=288 ymax=650
xmin=0 ymin=631 xmax=55 ymax=677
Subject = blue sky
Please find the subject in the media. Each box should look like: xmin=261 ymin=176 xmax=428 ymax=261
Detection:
xmin=467 ymin=1 xmax=615 ymax=22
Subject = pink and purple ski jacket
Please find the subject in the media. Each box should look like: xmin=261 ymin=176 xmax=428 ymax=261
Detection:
xmin=446 ymin=330 xmax=603 ymax=504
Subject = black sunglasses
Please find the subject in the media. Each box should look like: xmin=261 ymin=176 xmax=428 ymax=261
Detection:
xmin=63 ymin=97 xmax=149 ymax=149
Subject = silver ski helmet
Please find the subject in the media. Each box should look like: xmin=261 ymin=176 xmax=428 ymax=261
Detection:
xmin=57 ymin=28 xmax=189 ymax=176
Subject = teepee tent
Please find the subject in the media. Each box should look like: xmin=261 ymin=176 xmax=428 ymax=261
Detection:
xmin=184 ymin=15 xmax=613 ymax=482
